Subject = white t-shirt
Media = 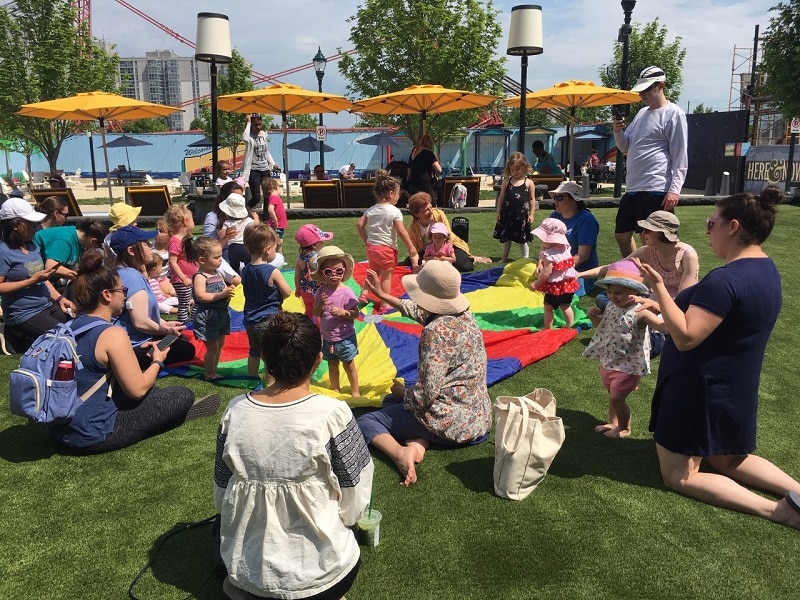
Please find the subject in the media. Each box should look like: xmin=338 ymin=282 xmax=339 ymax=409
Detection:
xmin=363 ymin=202 xmax=403 ymax=248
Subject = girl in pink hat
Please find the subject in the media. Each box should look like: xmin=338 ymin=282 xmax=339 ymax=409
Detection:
xmin=422 ymin=222 xmax=455 ymax=265
xmin=529 ymin=217 xmax=580 ymax=329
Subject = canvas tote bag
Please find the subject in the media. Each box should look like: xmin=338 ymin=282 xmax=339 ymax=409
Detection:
xmin=493 ymin=389 xmax=565 ymax=500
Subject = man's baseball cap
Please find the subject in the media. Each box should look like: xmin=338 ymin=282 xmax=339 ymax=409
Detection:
xmin=630 ymin=66 xmax=666 ymax=93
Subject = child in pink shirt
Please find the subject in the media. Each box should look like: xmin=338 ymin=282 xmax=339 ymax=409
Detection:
xmin=263 ymin=178 xmax=287 ymax=255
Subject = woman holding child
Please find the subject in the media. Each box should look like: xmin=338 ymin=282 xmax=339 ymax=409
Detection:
xmin=640 ymin=187 xmax=800 ymax=529
xmin=357 ymin=260 xmax=491 ymax=486
xmin=406 ymin=191 xmax=491 ymax=273
xmin=111 ymin=225 xmax=195 ymax=367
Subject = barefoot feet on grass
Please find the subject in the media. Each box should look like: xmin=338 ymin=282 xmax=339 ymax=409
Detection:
xmin=392 ymin=446 xmax=419 ymax=487
xmin=594 ymin=423 xmax=614 ymax=433
xmin=405 ymin=439 xmax=428 ymax=464
xmin=603 ymin=427 xmax=631 ymax=438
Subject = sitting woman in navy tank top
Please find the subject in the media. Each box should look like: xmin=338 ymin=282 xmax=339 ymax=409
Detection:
xmin=47 ymin=253 xmax=217 ymax=455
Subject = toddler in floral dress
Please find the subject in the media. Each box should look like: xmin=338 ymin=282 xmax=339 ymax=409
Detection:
xmin=582 ymin=260 xmax=652 ymax=438
xmin=529 ymin=218 xmax=579 ymax=328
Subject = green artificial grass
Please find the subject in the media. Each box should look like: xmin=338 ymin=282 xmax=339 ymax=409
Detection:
xmin=1 ymin=206 xmax=799 ymax=599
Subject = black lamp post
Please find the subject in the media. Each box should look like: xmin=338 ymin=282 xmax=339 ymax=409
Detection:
xmin=313 ymin=47 xmax=328 ymax=171
xmin=613 ymin=0 xmax=636 ymax=198
xmin=507 ymin=5 xmax=543 ymax=154
xmin=195 ymin=13 xmax=232 ymax=188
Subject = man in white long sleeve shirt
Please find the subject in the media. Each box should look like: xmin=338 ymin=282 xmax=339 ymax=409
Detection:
xmin=612 ymin=66 xmax=687 ymax=257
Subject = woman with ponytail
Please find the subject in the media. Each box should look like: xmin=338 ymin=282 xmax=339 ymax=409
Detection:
xmin=639 ymin=186 xmax=800 ymax=529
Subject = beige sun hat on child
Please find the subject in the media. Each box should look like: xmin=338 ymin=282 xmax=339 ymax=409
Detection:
xmin=311 ymin=245 xmax=355 ymax=283
xmin=219 ymin=193 xmax=249 ymax=219
xmin=532 ymin=217 xmax=569 ymax=246
xmin=401 ymin=260 xmax=469 ymax=315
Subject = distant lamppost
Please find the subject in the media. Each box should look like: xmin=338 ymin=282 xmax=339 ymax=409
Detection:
xmin=507 ymin=5 xmax=543 ymax=154
xmin=313 ymin=47 xmax=328 ymax=170
xmin=195 ymin=13 xmax=232 ymax=186
xmin=613 ymin=0 xmax=636 ymax=198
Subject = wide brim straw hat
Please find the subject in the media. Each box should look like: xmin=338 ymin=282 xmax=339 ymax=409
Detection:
xmin=311 ymin=245 xmax=355 ymax=283
xmin=595 ymin=260 xmax=649 ymax=294
xmin=401 ymin=260 xmax=469 ymax=315
xmin=637 ymin=210 xmax=680 ymax=242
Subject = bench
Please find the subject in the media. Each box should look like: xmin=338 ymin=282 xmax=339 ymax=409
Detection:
xmin=111 ymin=171 xmax=149 ymax=186
xmin=341 ymin=181 xmax=376 ymax=208
xmin=301 ymin=180 xmax=341 ymax=209
xmin=126 ymin=185 xmax=172 ymax=216
xmin=31 ymin=188 xmax=82 ymax=217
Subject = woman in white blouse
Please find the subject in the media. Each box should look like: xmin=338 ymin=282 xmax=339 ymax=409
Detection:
xmin=214 ymin=311 xmax=374 ymax=600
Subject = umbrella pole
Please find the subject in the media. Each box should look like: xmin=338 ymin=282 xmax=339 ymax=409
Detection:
xmin=125 ymin=146 xmax=131 ymax=172
xmin=282 ymin=114 xmax=290 ymax=208
xmin=99 ymin=118 xmax=114 ymax=201
xmin=569 ymin=109 xmax=575 ymax=181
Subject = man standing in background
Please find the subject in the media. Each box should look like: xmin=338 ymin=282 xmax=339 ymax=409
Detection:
xmin=612 ymin=66 xmax=687 ymax=257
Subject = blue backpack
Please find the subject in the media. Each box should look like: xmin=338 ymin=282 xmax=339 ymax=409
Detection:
xmin=9 ymin=320 xmax=113 ymax=424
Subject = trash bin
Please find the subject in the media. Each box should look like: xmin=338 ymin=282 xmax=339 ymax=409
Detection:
xmin=451 ymin=217 xmax=469 ymax=243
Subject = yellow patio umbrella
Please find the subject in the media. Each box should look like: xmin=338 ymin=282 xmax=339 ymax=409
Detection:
xmin=504 ymin=80 xmax=640 ymax=178
xmin=17 ymin=91 xmax=183 ymax=199
xmin=351 ymin=84 xmax=499 ymax=136
xmin=217 ymin=83 xmax=353 ymax=200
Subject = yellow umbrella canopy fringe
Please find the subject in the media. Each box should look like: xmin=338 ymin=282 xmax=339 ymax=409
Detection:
xmin=17 ymin=91 xmax=182 ymax=200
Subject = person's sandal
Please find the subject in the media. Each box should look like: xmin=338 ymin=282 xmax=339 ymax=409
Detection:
xmin=186 ymin=393 xmax=222 ymax=421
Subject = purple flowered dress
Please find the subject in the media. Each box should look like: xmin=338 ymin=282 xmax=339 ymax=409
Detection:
xmin=397 ymin=300 xmax=491 ymax=443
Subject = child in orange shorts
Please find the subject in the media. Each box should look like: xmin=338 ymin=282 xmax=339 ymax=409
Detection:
xmin=355 ymin=170 xmax=418 ymax=314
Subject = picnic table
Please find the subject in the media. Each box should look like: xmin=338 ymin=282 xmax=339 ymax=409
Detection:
xmin=111 ymin=169 xmax=150 ymax=186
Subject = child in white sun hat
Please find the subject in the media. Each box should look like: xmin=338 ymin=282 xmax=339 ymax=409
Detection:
xmin=529 ymin=217 xmax=580 ymax=329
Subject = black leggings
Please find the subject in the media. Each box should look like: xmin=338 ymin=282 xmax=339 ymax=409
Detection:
xmin=6 ymin=303 xmax=68 ymax=354
xmin=65 ymin=385 xmax=196 ymax=455
xmin=227 ymin=243 xmax=251 ymax=275
xmin=247 ymin=169 xmax=270 ymax=208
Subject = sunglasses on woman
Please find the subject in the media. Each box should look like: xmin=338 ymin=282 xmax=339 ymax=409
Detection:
xmin=322 ymin=267 xmax=346 ymax=277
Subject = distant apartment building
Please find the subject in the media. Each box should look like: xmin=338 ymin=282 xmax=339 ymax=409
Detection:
xmin=117 ymin=50 xmax=215 ymax=131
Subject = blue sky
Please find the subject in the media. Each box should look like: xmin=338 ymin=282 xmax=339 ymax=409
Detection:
xmin=92 ymin=0 xmax=775 ymax=126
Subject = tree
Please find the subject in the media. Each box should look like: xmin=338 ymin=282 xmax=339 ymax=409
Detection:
xmin=338 ymin=0 xmax=506 ymax=147
xmin=124 ymin=118 xmax=169 ymax=133
xmin=692 ymin=103 xmax=715 ymax=114
xmin=599 ymin=18 xmax=686 ymax=114
xmin=0 ymin=0 xmax=120 ymax=170
xmin=189 ymin=117 xmax=205 ymax=131
xmin=286 ymin=114 xmax=320 ymax=130
xmin=198 ymin=50 xmax=272 ymax=166
xmin=761 ymin=1 xmax=800 ymax=119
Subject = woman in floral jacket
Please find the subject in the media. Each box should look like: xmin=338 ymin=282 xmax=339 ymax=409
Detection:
xmin=357 ymin=261 xmax=491 ymax=486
